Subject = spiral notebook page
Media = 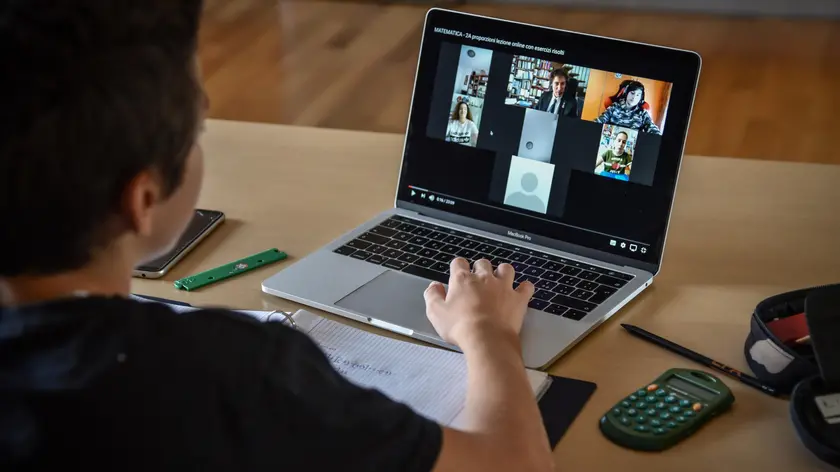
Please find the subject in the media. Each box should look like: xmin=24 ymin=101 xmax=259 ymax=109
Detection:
xmin=302 ymin=314 xmax=550 ymax=426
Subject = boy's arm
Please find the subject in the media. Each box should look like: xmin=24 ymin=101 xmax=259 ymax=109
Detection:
xmin=426 ymin=259 xmax=554 ymax=472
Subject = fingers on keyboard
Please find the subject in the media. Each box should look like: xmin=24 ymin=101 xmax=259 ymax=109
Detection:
xmin=334 ymin=217 xmax=633 ymax=319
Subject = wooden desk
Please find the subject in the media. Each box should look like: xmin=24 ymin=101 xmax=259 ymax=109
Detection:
xmin=134 ymin=119 xmax=840 ymax=471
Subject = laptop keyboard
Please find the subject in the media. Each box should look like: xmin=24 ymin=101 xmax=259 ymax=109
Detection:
xmin=333 ymin=216 xmax=634 ymax=321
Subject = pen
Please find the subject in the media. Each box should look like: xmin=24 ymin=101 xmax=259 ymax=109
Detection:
xmin=621 ymin=323 xmax=782 ymax=398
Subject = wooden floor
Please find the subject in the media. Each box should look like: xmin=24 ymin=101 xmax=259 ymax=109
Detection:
xmin=199 ymin=1 xmax=840 ymax=163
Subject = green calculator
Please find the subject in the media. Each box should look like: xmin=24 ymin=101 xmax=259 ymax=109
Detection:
xmin=599 ymin=368 xmax=734 ymax=451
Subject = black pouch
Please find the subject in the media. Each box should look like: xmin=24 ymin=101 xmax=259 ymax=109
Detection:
xmin=791 ymin=376 xmax=840 ymax=468
xmin=790 ymin=286 xmax=840 ymax=469
xmin=744 ymin=285 xmax=840 ymax=468
xmin=743 ymin=286 xmax=838 ymax=394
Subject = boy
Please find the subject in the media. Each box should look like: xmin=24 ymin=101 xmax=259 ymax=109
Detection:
xmin=0 ymin=2 xmax=552 ymax=470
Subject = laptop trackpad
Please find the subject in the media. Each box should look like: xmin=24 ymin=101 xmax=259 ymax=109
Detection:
xmin=336 ymin=271 xmax=436 ymax=335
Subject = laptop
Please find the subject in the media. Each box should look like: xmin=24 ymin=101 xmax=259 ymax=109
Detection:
xmin=263 ymin=9 xmax=701 ymax=369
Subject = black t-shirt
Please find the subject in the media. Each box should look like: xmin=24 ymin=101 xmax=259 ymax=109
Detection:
xmin=0 ymin=297 xmax=442 ymax=470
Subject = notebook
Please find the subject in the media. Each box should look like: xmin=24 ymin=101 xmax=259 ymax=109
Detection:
xmin=280 ymin=309 xmax=553 ymax=426
xmin=131 ymin=295 xmax=596 ymax=442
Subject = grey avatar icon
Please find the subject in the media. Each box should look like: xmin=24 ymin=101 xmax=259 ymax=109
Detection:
xmin=505 ymin=172 xmax=546 ymax=213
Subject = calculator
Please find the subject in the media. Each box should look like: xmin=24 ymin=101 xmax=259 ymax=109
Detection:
xmin=599 ymin=368 xmax=735 ymax=451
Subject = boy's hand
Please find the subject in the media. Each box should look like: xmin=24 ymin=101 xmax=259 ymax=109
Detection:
xmin=423 ymin=258 xmax=534 ymax=349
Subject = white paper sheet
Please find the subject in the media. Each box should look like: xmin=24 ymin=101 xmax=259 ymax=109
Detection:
xmin=304 ymin=315 xmax=549 ymax=426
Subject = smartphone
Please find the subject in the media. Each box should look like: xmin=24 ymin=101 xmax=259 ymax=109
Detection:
xmin=133 ymin=209 xmax=225 ymax=279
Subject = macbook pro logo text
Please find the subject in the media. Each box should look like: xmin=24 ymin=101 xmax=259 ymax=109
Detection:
xmin=507 ymin=231 xmax=532 ymax=241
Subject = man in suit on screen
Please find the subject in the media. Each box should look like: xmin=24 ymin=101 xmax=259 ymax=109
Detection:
xmin=535 ymin=68 xmax=578 ymax=117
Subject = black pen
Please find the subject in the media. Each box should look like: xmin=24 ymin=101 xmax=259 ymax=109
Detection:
xmin=621 ymin=323 xmax=782 ymax=398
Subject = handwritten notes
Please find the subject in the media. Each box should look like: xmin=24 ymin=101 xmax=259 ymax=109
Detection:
xmin=306 ymin=316 xmax=550 ymax=426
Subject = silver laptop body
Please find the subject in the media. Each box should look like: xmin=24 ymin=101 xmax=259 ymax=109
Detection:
xmin=263 ymin=9 xmax=700 ymax=369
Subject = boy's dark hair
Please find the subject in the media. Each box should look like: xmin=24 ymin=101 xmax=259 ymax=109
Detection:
xmin=0 ymin=1 xmax=204 ymax=277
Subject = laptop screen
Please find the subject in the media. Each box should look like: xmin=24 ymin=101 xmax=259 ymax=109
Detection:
xmin=397 ymin=9 xmax=700 ymax=269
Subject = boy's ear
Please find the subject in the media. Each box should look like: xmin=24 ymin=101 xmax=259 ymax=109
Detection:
xmin=122 ymin=169 xmax=163 ymax=237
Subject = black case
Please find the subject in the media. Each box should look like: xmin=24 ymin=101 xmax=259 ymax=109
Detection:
xmin=743 ymin=286 xmax=837 ymax=394
xmin=791 ymin=376 xmax=840 ymax=468
xmin=745 ymin=285 xmax=840 ymax=469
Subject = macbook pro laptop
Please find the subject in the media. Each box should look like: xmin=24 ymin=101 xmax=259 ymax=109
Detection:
xmin=262 ymin=9 xmax=701 ymax=368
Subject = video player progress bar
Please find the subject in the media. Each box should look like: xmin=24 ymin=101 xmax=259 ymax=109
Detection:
xmin=407 ymin=185 xmax=650 ymax=247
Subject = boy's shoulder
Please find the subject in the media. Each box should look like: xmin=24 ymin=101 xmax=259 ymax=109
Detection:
xmin=0 ymin=296 xmax=312 ymax=382
xmin=0 ymin=296 xmax=443 ymax=471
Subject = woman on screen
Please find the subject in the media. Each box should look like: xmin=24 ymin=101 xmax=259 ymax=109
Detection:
xmin=445 ymin=101 xmax=480 ymax=147
xmin=594 ymin=81 xmax=661 ymax=135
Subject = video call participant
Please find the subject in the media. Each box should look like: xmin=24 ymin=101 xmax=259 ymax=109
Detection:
xmin=0 ymin=2 xmax=551 ymax=471
xmin=594 ymin=80 xmax=661 ymax=135
xmin=535 ymin=68 xmax=578 ymax=117
xmin=596 ymin=131 xmax=633 ymax=176
xmin=445 ymin=100 xmax=480 ymax=147
xmin=506 ymin=172 xmax=547 ymax=214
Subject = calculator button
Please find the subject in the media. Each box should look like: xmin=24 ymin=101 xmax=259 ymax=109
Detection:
xmin=635 ymin=415 xmax=647 ymax=424
xmin=676 ymin=416 xmax=687 ymax=423
xmin=692 ymin=403 xmax=704 ymax=412
xmin=636 ymin=389 xmax=647 ymax=397
xmin=634 ymin=425 xmax=649 ymax=433
xmin=679 ymin=399 xmax=691 ymax=407
xmin=665 ymin=395 xmax=677 ymax=403
xmin=650 ymin=419 xmax=662 ymax=427
xmin=621 ymin=401 xmax=631 ymax=408
xmin=620 ymin=417 xmax=632 ymax=426
xmin=628 ymin=395 xmax=638 ymax=401
xmin=612 ymin=408 xmax=622 ymax=416
xmin=669 ymin=406 xmax=682 ymax=414
xmin=635 ymin=402 xmax=647 ymax=409
xmin=655 ymin=389 xmax=668 ymax=397
xmin=626 ymin=409 xmax=637 ymax=417
xmin=684 ymin=410 xmax=696 ymax=417
xmin=659 ymin=413 xmax=671 ymax=420
xmin=647 ymin=384 xmax=658 ymax=392
xmin=645 ymin=395 xmax=657 ymax=403
xmin=654 ymin=428 xmax=667 ymax=436
xmin=646 ymin=409 xmax=657 ymax=417
xmin=667 ymin=421 xmax=678 ymax=429
xmin=656 ymin=402 xmax=666 ymax=410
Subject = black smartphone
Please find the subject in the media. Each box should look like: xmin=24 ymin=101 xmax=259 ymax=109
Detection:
xmin=133 ymin=209 xmax=225 ymax=279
